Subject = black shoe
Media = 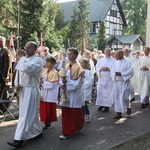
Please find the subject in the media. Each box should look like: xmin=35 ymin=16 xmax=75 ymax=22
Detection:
xmin=146 ymin=103 xmax=149 ymax=106
xmin=126 ymin=108 xmax=131 ymax=115
xmin=130 ymin=97 xmax=135 ymax=102
xmin=98 ymin=106 xmax=104 ymax=111
xmin=113 ymin=112 xmax=122 ymax=119
xmin=103 ymin=107 xmax=109 ymax=113
xmin=43 ymin=124 xmax=52 ymax=131
xmin=141 ymin=104 xmax=146 ymax=109
xmin=7 ymin=140 xmax=23 ymax=148
xmin=29 ymin=132 xmax=43 ymax=140
xmin=113 ymin=115 xmax=122 ymax=119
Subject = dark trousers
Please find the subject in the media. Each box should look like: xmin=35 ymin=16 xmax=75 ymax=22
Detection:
xmin=82 ymin=101 xmax=90 ymax=115
xmin=0 ymin=74 xmax=9 ymax=113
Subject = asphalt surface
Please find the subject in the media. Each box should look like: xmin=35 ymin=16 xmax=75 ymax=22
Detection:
xmin=0 ymin=95 xmax=150 ymax=150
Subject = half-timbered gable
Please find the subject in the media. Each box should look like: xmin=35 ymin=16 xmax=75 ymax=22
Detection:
xmin=105 ymin=0 xmax=126 ymax=38
xmin=59 ymin=0 xmax=127 ymax=39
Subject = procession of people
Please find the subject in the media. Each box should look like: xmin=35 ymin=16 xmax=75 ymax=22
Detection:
xmin=0 ymin=35 xmax=149 ymax=148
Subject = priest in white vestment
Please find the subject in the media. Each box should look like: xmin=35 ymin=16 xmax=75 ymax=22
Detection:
xmin=7 ymin=41 xmax=43 ymax=148
xmin=96 ymin=48 xmax=115 ymax=112
xmin=137 ymin=47 xmax=150 ymax=108
xmin=124 ymin=47 xmax=137 ymax=101
xmin=112 ymin=50 xmax=133 ymax=119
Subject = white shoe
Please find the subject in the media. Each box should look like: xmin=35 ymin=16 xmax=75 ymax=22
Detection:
xmin=59 ymin=135 xmax=72 ymax=139
xmin=85 ymin=114 xmax=91 ymax=123
xmin=59 ymin=135 xmax=67 ymax=139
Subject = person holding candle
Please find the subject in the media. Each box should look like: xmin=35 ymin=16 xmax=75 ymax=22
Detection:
xmin=40 ymin=57 xmax=59 ymax=130
xmin=59 ymin=48 xmax=85 ymax=139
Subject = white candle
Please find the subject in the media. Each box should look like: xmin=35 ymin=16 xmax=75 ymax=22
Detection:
xmin=61 ymin=51 xmax=66 ymax=76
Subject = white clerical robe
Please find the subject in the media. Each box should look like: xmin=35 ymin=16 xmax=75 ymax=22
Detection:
xmin=124 ymin=55 xmax=137 ymax=96
xmin=14 ymin=55 xmax=43 ymax=140
xmin=82 ymin=69 xmax=94 ymax=101
xmin=89 ymin=59 xmax=96 ymax=75
xmin=41 ymin=72 xmax=59 ymax=103
xmin=96 ymin=57 xmax=116 ymax=107
xmin=60 ymin=70 xmax=84 ymax=108
xmin=112 ymin=58 xmax=133 ymax=113
xmin=137 ymin=55 xmax=150 ymax=96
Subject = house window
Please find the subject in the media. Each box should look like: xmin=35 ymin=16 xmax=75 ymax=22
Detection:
xmin=110 ymin=9 xmax=117 ymax=17
xmin=90 ymin=23 xmax=96 ymax=33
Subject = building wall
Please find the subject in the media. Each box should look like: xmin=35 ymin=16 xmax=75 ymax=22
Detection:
xmin=132 ymin=39 xmax=141 ymax=51
xmin=89 ymin=0 xmax=124 ymax=39
xmin=105 ymin=0 xmax=123 ymax=38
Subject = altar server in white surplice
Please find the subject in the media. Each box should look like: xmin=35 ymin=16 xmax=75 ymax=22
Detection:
xmin=137 ymin=47 xmax=150 ymax=109
xmin=124 ymin=47 xmax=137 ymax=102
xmin=112 ymin=50 xmax=133 ymax=119
xmin=59 ymin=48 xmax=85 ymax=140
xmin=40 ymin=57 xmax=59 ymax=130
xmin=96 ymin=48 xmax=115 ymax=113
xmin=80 ymin=58 xmax=94 ymax=122
xmin=7 ymin=41 xmax=43 ymax=148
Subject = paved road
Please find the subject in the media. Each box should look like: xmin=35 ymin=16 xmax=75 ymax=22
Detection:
xmin=0 ymin=96 xmax=150 ymax=150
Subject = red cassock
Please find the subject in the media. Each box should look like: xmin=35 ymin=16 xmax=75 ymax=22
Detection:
xmin=40 ymin=101 xmax=57 ymax=124
xmin=62 ymin=107 xmax=85 ymax=136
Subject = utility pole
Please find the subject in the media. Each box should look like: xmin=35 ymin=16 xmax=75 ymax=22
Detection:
xmin=146 ymin=0 xmax=150 ymax=47
xmin=17 ymin=0 xmax=22 ymax=49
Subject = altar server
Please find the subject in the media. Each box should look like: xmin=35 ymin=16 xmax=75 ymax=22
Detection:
xmin=59 ymin=48 xmax=85 ymax=139
xmin=40 ymin=57 xmax=59 ymax=130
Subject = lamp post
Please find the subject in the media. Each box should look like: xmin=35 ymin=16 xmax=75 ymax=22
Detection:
xmin=146 ymin=0 xmax=150 ymax=47
xmin=17 ymin=0 xmax=22 ymax=49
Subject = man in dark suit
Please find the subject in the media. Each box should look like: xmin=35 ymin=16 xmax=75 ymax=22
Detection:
xmin=0 ymin=36 xmax=10 ymax=112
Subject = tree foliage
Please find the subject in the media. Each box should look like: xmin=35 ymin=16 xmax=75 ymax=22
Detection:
xmin=0 ymin=0 xmax=17 ymax=39
xmin=0 ymin=0 xmax=66 ymax=52
xmin=68 ymin=5 xmax=80 ymax=48
xmin=121 ymin=0 xmax=147 ymax=39
xmin=97 ymin=21 xmax=107 ymax=52
xmin=68 ymin=0 xmax=90 ymax=52
xmin=21 ymin=0 xmax=63 ymax=51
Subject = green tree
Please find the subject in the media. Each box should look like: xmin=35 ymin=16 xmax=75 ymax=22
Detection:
xmin=20 ymin=0 xmax=63 ymax=51
xmin=121 ymin=0 xmax=147 ymax=39
xmin=68 ymin=5 xmax=80 ymax=48
xmin=78 ymin=0 xmax=91 ymax=54
xmin=0 ymin=0 xmax=17 ymax=39
xmin=55 ymin=8 xmax=67 ymax=31
xmin=56 ymin=25 xmax=69 ymax=49
xmin=68 ymin=0 xmax=90 ymax=53
xmin=97 ymin=21 xmax=107 ymax=52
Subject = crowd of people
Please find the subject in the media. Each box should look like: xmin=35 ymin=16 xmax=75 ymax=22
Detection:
xmin=0 ymin=36 xmax=149 ymax=148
